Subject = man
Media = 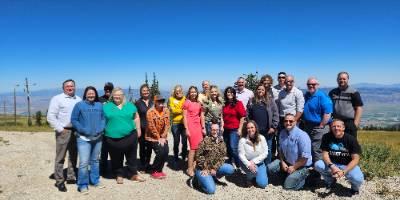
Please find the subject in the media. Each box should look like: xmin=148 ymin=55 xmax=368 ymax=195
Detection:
xmin=235 ymin=77 xmax=254 ymax=109
xmin=47 ymin=79 xmax=82 ymax=192
xmin=99 ymin=82 xmax=114 ymax=103
xmin=329 ymin=72 xmax=363 ymax=138
xmin=98 ymin=82 xmax=114 ymax=176
xmin=303 ymin=77 xmax=333 ymax=163
xmin=277 ymin=75 xmax=304 ymax=125
xmin=273 ymin=72 xmax=286 ymax=94
xmin=267 ymin=114 xmax=312 ymax=190
xmin=198 ymin=80 xmax=210 ymax=105
xmin=314 ymin=119 xmax=364 ymax=195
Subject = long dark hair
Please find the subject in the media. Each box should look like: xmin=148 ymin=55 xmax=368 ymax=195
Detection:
xmin=253 ymin=83 xmax=271 ymax=105
xmin=186 ymin=86 xmax=199 ymax=102
xmin=83 ymin=86 xmax=99 ymax=102
xmin=224 ymin=86 xmax=237 ymax=106
xmin=241 ymin=120 xmax=261 ymax=150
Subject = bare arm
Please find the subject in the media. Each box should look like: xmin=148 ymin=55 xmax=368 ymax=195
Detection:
xmin=319 ymin=113 xmax=331 ymax=128
xmin=354 ymin=106 xmax=363 ymax=127
xmin=134 ymin=112 xmax=141 ymax=138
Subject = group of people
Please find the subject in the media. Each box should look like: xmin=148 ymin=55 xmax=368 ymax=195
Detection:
xmin=46 ymin=71 xmax=365 ymax=196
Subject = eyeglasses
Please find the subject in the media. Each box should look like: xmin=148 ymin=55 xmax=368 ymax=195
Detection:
xmin=285 ymin=80 xmax=294 ymax=84
xmin=284 ymin=120 xmax=294 ymax=123
xmin=278 ymin=76 xmax=286 ymax=79
xmin=307 ymin=83 xmax=317 ymax=86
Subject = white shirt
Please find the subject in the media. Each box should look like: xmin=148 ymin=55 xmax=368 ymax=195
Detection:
xmin=47 ymin=93 xmax=81 ymax=133
xmin=236 ymin=88 xmax=254 ymax=109
xmin=238 ymin=135 xmax=268 ymax=167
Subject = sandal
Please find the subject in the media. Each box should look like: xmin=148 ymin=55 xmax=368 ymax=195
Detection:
xmin=116 ymin=176 xmax=124 ymax=184
xmin=186 ymin=169 xmax=194 ymax=177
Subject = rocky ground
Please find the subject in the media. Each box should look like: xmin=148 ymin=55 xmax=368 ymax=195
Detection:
xmin=0 ymin=131 xmax=399 ymax=200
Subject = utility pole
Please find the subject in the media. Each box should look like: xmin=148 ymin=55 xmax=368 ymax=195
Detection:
xmin=14 ymin=84 xmax=20 ymax=125
xmin=128 ymin=85 xmax=133 ymax=102
xmin=24 ymin=78 xmax=36 ymax=126
xmin=2 ymin=100 xmax=5 ymax=116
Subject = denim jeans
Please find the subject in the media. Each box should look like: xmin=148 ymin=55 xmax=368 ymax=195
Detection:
xmin=240 ymin=162 xmax=268 ymax=188
xmin=267 ymin=159 xmax=310 ymax=190
xmin=171 ymin=124 xmax=188 ymax=160
xmin=223 ymin=129 xmax=240 ymax=167
xmin=77 ymin=137 xmax=102 ymax=190
xmin=314 ymin=160 xmax=364 ymax=191
xmin=260 ymin=130 xmax=274 ymax=165
xmin=195 ymin=163 xmax=234 ymax=194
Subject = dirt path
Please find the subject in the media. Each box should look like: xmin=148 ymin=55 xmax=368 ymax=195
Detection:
xmin=0 ymin=131 xmax=397 ymax=200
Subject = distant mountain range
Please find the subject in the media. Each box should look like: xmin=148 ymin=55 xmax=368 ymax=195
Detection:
xmin=1 ymin=83 xmax=399 ymax=122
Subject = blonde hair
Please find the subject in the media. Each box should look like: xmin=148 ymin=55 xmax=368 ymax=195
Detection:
xmin=171 ymin=85 xmax=183 ymax=97
xmin=111 ymin=87 xmax=126 ymax=105
xmin=207 ymin=85 xmax=223 ymax=104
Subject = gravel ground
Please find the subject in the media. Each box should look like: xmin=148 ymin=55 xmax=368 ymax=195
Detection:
xmin=0 ymin=131 xmax=399 ymax=200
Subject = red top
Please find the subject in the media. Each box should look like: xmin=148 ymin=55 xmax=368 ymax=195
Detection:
xmin=223 ymin=100 xmax=246 ymax=129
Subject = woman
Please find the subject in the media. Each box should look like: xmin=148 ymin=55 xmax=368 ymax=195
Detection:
xmin=238 ymin=120 xmax=268 ymax=188
xmin=203 ymin=85 xmax=224 ymax=136
xmin=135 ymin=84 xmax=153 ymax=171
xmin=194 ymin=123 xmax=234 ymax=194
xmin=145 ymin=95 xmax=170 ymax=179
xmin=247 ymin=84 xmax=279 ymax=165
xmin=168 ymin=85 xmax=188 ymax=165
xmin=103 ymin=87 xmax=145 ymax=184
xmin=183 ymin=86 xmax=206 ymax=176
xmin=222 ymin=86 xmax=246 ymax=168
xmin=71 ymin=86 xmax=105 ymax=193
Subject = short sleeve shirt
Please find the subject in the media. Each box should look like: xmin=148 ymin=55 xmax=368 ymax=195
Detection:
xmin=320 ymin=132 xmax=362 ymax=165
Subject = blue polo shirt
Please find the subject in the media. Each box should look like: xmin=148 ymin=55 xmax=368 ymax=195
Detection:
xmin=303 ymin=90 xmax=333 ymax=124
xmin=279 ymin=126 xmax=312 ymax=166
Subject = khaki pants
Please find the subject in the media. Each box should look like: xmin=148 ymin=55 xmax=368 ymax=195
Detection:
xmin=54 ymin=130 xmax=77 ymax=184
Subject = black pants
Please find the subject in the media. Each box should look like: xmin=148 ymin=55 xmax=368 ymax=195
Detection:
xmin=343 ymin=119 xmax=358 ymax=139
xmin=100 ymin=136 xmax=109 ymax=174
xmin=149 ymin=141 xmax=169 ymax=172
xmin=139 ymin=127 xmax=152 ymax=166
xmin=106 ymin=131 xmax=138 ymax=178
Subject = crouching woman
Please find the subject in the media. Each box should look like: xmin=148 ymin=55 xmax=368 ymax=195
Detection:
xmin=194 ymin=122 xmax=234 ymax=194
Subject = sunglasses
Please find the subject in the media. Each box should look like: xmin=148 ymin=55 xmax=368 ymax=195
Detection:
xmin=307 ymin=83 xmax=317 ymax=86
xmin=284 ymin=120 xmax=294 ymax=123
xmin=278 ymin=76 xmax=286 ymax=79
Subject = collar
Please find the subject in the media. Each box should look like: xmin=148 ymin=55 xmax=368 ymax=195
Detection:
xmin=63 ymin=93 xmax=77 ymax=99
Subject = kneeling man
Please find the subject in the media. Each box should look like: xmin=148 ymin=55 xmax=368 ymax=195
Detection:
xmin=314 ymin=119 xmax=364 ymax=195
xmin=268 ymin=113 xmax=312 ymax=190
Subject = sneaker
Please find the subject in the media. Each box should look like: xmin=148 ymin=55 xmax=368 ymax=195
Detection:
xmin=151 ymin=172 xmax=165 ymax=179
xmin=79 ymin=187 xmax=89 ymax=195
xmin=350 ymin=189 xmax=360 ymax=195
xmin=324 ymin=181 xmax=337 ymax=194
xmin=159 ymin=172 xmax=167 ymax=178
xmin=93 ymin=182 xmax=106 ymax=189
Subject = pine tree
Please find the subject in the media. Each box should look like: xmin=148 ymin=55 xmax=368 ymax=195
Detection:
xmin=145 ymin=72 xmax=149 ymax=86
xmin=150 ymin=72 xmax=160 ymax=97
xmin=243 ymin=71 xmax=259 ymax=92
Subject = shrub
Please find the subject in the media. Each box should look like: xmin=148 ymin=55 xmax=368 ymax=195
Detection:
xmin=360 ymin=144 xmax=400 ymax=180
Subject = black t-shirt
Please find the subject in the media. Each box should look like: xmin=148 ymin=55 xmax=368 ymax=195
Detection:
xmin=321 ymin=132 xmax=362 ymax=165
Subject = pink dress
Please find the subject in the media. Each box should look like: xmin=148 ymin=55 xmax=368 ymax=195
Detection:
xmin=183 ymin=99 xmax=203 ymax=150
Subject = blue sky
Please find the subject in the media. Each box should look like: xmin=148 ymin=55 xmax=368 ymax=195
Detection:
xmin=0 ymin=0 xmax=399 ymax=93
